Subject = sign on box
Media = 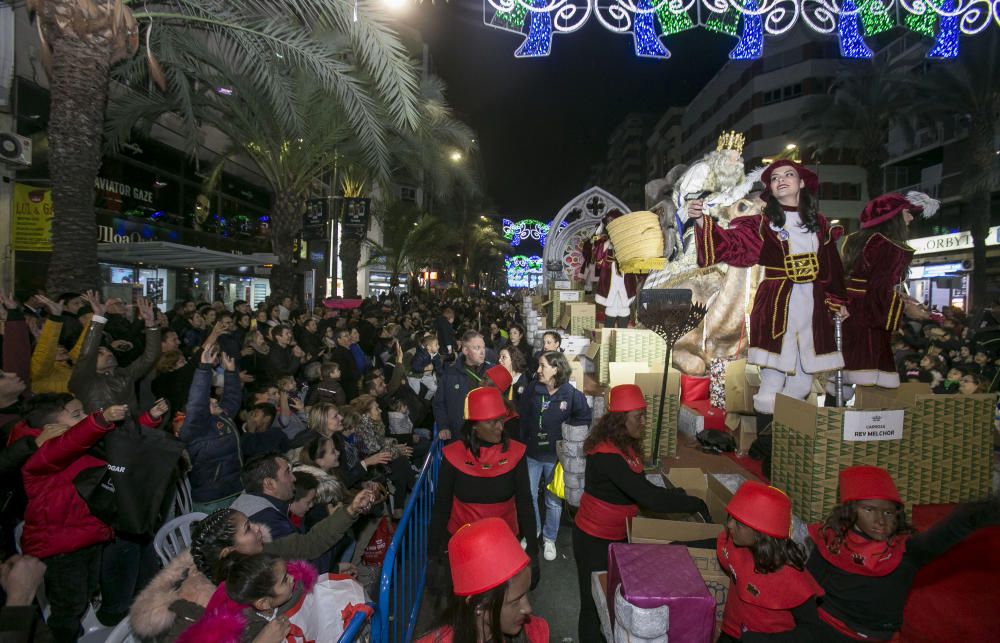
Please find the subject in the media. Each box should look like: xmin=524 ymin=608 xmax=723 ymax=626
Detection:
xmin=842 ymin=410 xmax=904 ymax=442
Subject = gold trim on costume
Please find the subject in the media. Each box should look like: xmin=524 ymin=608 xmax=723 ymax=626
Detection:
xmin=782 ymin=252 xmax=820 ymax=283
xmin=772 ymin=279 xmax=788 ymax=339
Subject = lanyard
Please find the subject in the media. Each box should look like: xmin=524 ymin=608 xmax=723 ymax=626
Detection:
xmin=539 ymin=394 xmax=551 ymax=429
xmin=465 ymin=368 xmax=483 ymax=383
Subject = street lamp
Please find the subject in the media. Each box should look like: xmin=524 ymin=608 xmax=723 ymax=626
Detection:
xmin=786 ymin=143 xmax=798 ymax=151
xmin=449 ymin=150 xmax=463 ymax=163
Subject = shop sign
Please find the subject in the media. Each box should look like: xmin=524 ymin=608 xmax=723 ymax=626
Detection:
xmin=908 ymin=262 xmax=966 ymax=279
xmin=842 ymin=410 xmax=904 ymax=442
xmin=98 ymin=224 xmax=149 ymax=244
xmin=95 ymin=176 xmax=154 ymax=204
xmin=302 ymin=199 xmax=328 ymax=241
xmin=911 ymin=226 xmax=1000 ymax=256
xmin=342 ymin=198 xmax=370 ymax=228
xmin=12 ymin=183 xmax=53 ymax=251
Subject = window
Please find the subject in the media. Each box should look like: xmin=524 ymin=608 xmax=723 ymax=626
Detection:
xmin=399 ymin=186 xmax=417 ymax=202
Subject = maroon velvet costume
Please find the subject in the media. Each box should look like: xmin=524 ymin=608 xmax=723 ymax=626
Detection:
xmin=842 ymin=234 xmax=914 ymax=387
xmin=695 ymin=211 xmax=847 ymax=372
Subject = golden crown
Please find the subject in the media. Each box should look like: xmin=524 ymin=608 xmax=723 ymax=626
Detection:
xmin=716 ymin=131 xmax=745 ymax=155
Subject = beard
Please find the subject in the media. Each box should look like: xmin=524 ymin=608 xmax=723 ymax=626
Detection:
xmin=706 ymin=150 xmax=746 ymax=191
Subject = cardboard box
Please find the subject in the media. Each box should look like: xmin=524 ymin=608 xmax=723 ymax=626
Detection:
xmin=635 ymin=370 xmax=681 ymax=461
xmin=726 ymin=414 xmax=756 ymax=454
xmin=772 ymin=386 xmax=995 ymax=522
xmin=662 ymin=468 xmax=735 ymax=524
xmin=608 ymin=361 xmax=653 ymax=388
xmin=570 ymin=359 xmax=585 ymax=391
xmin=743 ymin=365 xmax=760 ymax=416
xmin=567 ymin=302 xmax=597 ymax=336
xmin=627 ymin=517 xmax=729 ymax=632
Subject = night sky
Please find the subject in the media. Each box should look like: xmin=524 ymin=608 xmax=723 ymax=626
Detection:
xmin=411 ymin=2 xmax=731 ymax=220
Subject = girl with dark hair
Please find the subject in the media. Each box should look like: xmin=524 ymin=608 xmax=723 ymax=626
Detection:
xmin=429 ymin=388 xmax=539 ymax=590
xmin=572 ymin=385 xmax=709 ymax=643
xmin=497 ymin=346 xmax=528 ymax=405
xmin=419 ymin=518 xmax=549 ymax=643
xmin=130 ymin=497 xmax=372 ymax=642
xmin=519 ymin=350 xmax=591 ymax=561
xmin=837 ymin=193 xmax=936 ymax=397
xmin=717 ymin=481 xmax=825 ymax=642
xmin=807 ymin=466 xmax=999 ymax=642
xmin=689 ymin=160 xmax=848 ymax=440
xmin=483 ymin=364 xmax=522 ymax=440
xmin=506 ymin=323 xmax=535 ymax=375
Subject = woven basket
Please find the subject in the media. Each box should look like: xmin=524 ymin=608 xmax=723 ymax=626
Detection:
xmin=606 ymin=211 xmax=666 ymax=274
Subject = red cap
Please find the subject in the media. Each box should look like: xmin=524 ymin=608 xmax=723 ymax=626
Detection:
xmin=448 ymin=518 xmax=529 ymax=596
xmin=485 ymin=365 xmax=513 ymax=394
xmin=726 ymin=481 xmax=792 ymax=539
xmin=464 ymin=387 xmax=507 ymax=422
xmin=859 ymin=194 xmax=923 ymax=230
xmin=607 ymin=384 xmax=646 ymax=413
xmin=759 ymin=160 xmax=819 ymax=202
xmin=838 ymin=466 xmax=902 ymax=504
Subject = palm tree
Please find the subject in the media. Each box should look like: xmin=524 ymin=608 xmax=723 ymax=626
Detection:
xmin=363 ymin=201 xmax=440 ymax=292
xmin=31 ymin=0 xmax=419 ymax=292
xmin=799 ymin=59 xmax=916 ymax=199
xmin=918 ymin=32 xmax=1000 ymax=308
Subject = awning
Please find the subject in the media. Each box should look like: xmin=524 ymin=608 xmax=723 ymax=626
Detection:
xmin=98 ymin=241 xmax=277 ymax=270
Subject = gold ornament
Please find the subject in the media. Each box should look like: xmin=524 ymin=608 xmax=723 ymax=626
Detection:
xmin=715 ymin=131 xmax=746 ymax=155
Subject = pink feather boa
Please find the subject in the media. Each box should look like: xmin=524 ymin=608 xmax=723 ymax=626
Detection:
xmin=176 ymin=560 xmax=319 ymax=643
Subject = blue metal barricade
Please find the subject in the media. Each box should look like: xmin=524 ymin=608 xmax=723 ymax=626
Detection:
xmin=337 ymin=602 xmax=374 ymax=642
xmin=372 ymin=437 xmax=444 ymax=642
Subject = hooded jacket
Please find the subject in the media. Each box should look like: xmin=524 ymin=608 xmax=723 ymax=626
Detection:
xmin=179 ymin=365 xmax=244 ymax=503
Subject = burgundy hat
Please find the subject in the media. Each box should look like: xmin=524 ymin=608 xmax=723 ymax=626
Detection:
xmin=726 ymin=481 xmax=792 ymax=539
xmin=839 ymin=465 xmax=903 ymax=505
xmin=759 ymin=160 xmax=819 ymax=202
xmin=859 ymin=194 xmax=922 ymax=230
xmin=448 ymin=518 xmax=529 ymax=596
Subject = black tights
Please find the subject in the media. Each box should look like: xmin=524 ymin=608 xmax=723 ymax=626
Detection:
xmin=572 ymin=525 xmax=622 ymax=643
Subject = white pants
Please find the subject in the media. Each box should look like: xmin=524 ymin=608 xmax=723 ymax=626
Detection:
xmin=754 ymin=352 xmax=814 ymax=414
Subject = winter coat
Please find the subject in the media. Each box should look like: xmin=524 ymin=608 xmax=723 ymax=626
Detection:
xmin=266 ymin=343 xmax=301 ymax=379
xmin=180 ymin=365 xmax=244 ymax=503
xmin=20 ymin=412 xmax=115 ymax=559
xmin=431 ymin=357 xmax=494 ymax=435
xmin=518 ymin=379 xmax=591 ymax=461
xmin=69 ymin=317 xmax=161 ymax=416
xmin=129 ymin=550 xmax=217 ymax=643
xmin=315 ymin=378 xmax=346 ymax=406
xmin=30 ymin=315 xmax=87 ymax=394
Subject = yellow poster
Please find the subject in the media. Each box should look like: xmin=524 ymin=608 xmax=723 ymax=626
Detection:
xmin=12 ymin=183 xmax=53 ymax=251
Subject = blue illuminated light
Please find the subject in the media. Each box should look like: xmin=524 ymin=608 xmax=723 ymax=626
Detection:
xmin=838 ymin=0 xmax=874 ymax=59
xmin=729 ymin=1 xmax=763 ymax=60
xmin=515 ymin=0 xmax=552 ymax=58
xmin=927 ymin=0 xmax=959 ymax=59
xmin=633 ymin=0 xmax=670 ymax=58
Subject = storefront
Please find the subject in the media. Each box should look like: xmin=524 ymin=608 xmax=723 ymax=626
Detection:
xmin=906 ymin=226 xmax=1000 ymax=311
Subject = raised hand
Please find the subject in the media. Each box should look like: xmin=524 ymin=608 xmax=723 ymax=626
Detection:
xmin=253 ymin=615 xmax=290 ymax=643
xmin=0 ymin=290 xmax=19 ymax=310
xmin=35 ymin=294 xmax=63 ymax=316
xmin=110 ymin=339 xmax=134 ymax=352
xmin=209 ymin=321 xmax=226 ymax=338
xmin=82 ymin=290 xmax=106 ymax=317
xmin=291 ymin=345 xmax=305 ymax=359
xmin=201 ymin=343 xmax=220 ymax=365
xmin=149 ymin=398 xmax=169 ymax=420
xmin=101 ymin=404 xmax=128 ymax=423
xmin=220 ymin=352 xmax=236 ymax=372
xmin=136 ymin=297 xmax=156 ymax=327
xmin=35 ymin=423 xmax=69 ymax=447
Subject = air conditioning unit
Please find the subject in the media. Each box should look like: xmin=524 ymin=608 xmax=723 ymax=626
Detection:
xmin=0 ymin=132 xmax=32 ymax=167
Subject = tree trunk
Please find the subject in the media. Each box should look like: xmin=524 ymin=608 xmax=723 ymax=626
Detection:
xmin=341 ymin=235 xmax=361 ymax=298
xmin=45 ymin=35 xmax=113 ymax=293
xmin=270 ymin=189 xmax=303 ymax=301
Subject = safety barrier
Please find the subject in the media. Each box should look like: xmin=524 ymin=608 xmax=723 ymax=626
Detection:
xmin=372 ymin=438 xmax=444 ymax=642
xmin=337 ymin=602 xmax=374 ymax=642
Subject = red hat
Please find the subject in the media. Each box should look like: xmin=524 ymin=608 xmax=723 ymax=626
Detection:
xmin=859 ymin=194 xmax=923 ymax=230
xmin=838 ymin=465 xmax=902 ymax=504
xmin=726 ymin=481 xmax=792 ymax=539
xmin=464 ymin=387 xmax=507 ymax=422
xmin=485 ymin=365 xmax=513 ymax=394
xmin=448 ymin=517 xmax=529 ymax=596
xmin=759 ymin=160 xmax=819 ymax=202
xmin=607 ymin=384 xmax=647 ymax=413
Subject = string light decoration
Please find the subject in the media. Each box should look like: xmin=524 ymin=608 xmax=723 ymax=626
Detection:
xmin=505 ymin=255 xmax=545 ymax=288
xmin=482 ymin=0 xmax=999 ymax=60
xmin=839 ymin=0 xmax=875 ymax=58
xmin=502 ymin=218 xmax=551 ymax=247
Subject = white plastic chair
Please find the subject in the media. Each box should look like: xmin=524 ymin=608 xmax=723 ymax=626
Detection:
xmin=153 ymin=512 xmax=206 ymax=566
xmin=101 ymin=616 xmax=135 ymax=643
xmin=166 ymin=475 xmax=193 ymax=521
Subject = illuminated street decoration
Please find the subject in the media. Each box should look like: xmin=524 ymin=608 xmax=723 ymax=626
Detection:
xmin=503 ymin=218 xmax=551 ymax=247
xmin=482 ymin=0 xmax=998 ymax=60
xmin=505 ymin=255 xmax=546 ymax=288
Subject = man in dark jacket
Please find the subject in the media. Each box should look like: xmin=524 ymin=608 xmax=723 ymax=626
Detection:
xmin=434 ymin=307 xmax=457 ymax=358
xmin=432 ymin=331 xmax=493 ymax=441
xmin=180 ymin=345 xmax=244 ymax=514
xmin=265 ymin=326 xmax=303 ymax=379
xmin=329 ymin=328 xmax=360 ymax=401
xmin=68 ymin=291 xmax=161 ymax=416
